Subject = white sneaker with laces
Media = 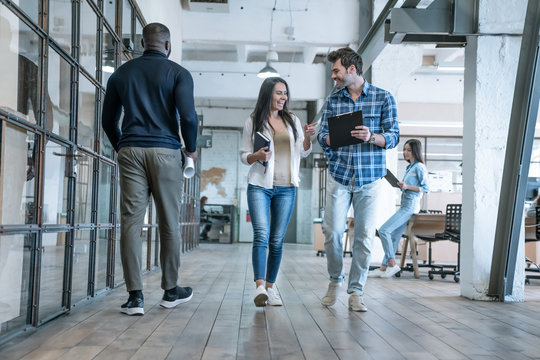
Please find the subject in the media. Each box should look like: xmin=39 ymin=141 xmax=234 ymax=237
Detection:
xmin=380 ymin=265 xmax=401 ymax=278
xmin=321 ymin=282 xmax=341 ymax=306
xmin=266 ymin=287 xmax=283 ymax=306
xmin=367 ymin=268 xmax=385 ymax=278
xmin=348 ymin=292 xmax=368 ymax=312
xmin=254 ymin=285 xmax=268 ymax=307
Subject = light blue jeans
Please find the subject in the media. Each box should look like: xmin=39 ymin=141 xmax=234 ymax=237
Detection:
xmin=247 ymin=184 xmax=296 ymax=283
xmin=322 ymin=176 xmax=383 ymax=295
xmin=378 ymin=196 xmax=420 ymax=266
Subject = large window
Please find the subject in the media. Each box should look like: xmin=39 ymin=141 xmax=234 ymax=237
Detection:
xmin=397 ymin=137 xmax=462 ymax=192
xmin=49 ymin=0 xmax=72 ymax=53
xmin=0 ymin=233 xmax=33 ymax=335
xmin=0 ymin=6 xmax=41 ymax=125
xmin=78 ymin=73 xmax=97 ymax=150
xmin=80 ymin=0 xmax=98 ymax=77
xmin=0 ymin=0 xmax=199 ymax=341
xmin=43 ymin=141 xmax=69 ymax=225
xmin=0 ymin=124 xmax=37 ymax=225
xmin=47 ymin=48 xmax=72 ymax=139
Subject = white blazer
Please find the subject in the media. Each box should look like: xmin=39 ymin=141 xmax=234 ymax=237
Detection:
xmin=239 ymin=114 xmax=312 ymax=189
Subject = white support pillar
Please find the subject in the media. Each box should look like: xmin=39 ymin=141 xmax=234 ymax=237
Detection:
xmin=460 ymin=0 xmax=528 ymax=301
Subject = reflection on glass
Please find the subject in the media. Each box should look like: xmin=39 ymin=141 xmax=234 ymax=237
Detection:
xmin=102 ymin=0 xmax=116 ymax=30
xmin=80 ymin=0 xmax=97 ymax=77
xmin=95 ymin=228 xmax=109 ymax=293
xmin=43 ymin=142 xmax=69 ymax=224
xmin=0 ymin=6 xmax=41 ymax=124
xmin=78 ymin=73 xmax=96 ymax=149
xmin=47 ymin=48 xmax=71 ymax=138
xmin=75 ymin=153 xmax=94 ymax=224
xmin=116 ymin=180 xmax=121 ymax=224
xmin=0 ymin=233 xmax=31 ymax=335
xmin=141 ymin=226 xmax=150 ymax=271
xmin=39 ymin=231 xmax=66 ymax=321
xmin=12 ymin=0 xmax=39 ymax=24
xmin=0 ymin=123 xmax=37 ymax=225
xmin=122 ymin=0 xmax=132 ymax=45
xmin=98 ymin=161 xmax=112 ymax=224
xmin=102 ymin=28 xmax=115 ymax=85
xmin=100 ymin=125 xmax=114 ymax=159
xmin=114 ymin=229 xmax=123 ymax=286
xmin=49 ymin=0 xmax=72 ymax=52
xmin=72 ymin=229 xmax=90 ymax=302
xmin=133 ymin=17 xmax=143 ymax=57
xmin=153 ymin=227 xmax=159 ymax=267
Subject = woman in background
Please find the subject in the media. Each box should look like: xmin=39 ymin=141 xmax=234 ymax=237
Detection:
xmin=370 ymin=139 xmax=430 ymax=278
xmin=240 ymin=77 xmax=316 ymax=306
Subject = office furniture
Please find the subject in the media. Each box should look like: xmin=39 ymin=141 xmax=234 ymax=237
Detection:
xmin=400 ymin=213 xmax=445 ymax=278
xmin=313 ymin=218 xmax=353 ymax=256
xmin=525 ymin=207 xmax=540 ymax=284
xmin=313 ymin=221 xmax=325 ymax=256
xmin=201 ymin=204 xmax=235 ymax=243
xmin=416 ymin=204 xmax=462 ymax=282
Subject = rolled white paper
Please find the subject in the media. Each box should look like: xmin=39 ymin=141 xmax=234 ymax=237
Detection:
xmin=183 ymin=156 xmax=195 ymax=178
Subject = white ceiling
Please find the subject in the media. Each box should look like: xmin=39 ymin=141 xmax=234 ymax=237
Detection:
xmin=175 ymin=0 xmax=464 ymax=106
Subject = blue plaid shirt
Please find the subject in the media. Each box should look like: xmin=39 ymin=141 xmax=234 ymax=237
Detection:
xmin=317 ymin=81 xmax=399 ymax=186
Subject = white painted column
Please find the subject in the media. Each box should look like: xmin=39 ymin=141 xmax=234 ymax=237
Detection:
xmin=460 ymin=0 xmax=528 ymax=301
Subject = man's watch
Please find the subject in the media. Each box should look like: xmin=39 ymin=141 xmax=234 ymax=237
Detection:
xmin=368 ymin=132 xmax=376 ymax=144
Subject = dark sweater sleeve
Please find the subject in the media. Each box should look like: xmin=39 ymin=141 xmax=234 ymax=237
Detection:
xmin=101 ymin=78 xmax=123 ymax=152
xmin=175 ymin=69 xmax=198 ymax=153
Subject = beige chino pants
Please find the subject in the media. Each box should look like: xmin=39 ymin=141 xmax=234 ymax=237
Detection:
xmin=118 ymin=146 xmax=184 ymax=292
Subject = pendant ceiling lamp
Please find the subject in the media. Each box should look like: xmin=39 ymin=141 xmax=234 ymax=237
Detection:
xmin=257 ymin=3 xmax=279 ymax=78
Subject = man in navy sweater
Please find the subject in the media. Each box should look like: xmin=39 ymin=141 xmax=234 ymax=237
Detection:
xmin=102 ymin=22 xmax=198 ymax=316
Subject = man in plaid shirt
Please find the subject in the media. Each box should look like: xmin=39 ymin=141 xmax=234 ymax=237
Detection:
xmin=317 ymin=47 xmax=399 ymax=312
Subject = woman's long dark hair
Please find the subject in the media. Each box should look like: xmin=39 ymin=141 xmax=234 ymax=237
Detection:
xmin=405 ymin=139 xmax=424 ymax=164
xmin=251 ymin=77 xmax=298 ymax=141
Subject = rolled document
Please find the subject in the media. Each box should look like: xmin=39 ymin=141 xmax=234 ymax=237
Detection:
xmin=183 ymin=156 xmax=195 ymax=178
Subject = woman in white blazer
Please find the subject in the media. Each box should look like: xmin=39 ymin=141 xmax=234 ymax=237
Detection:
xmin=240 ymin=77 xmax=316 ymax=307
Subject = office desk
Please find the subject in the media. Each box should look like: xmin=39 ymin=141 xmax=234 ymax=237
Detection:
xmin=400 ymin=214 xmax=446 ymax=278
xmin=525 ymin=216 xmax=540 ymax=264
xmin=526 ymin=216 xmax=536 ymax=240
xmin=201 ymin=204 xmax=236 ymax=243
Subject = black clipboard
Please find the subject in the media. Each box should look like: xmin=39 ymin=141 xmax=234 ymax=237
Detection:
xmin=327 ymin=110 xmax=363 ymax=148
xmin=384 ymin=170 xmax=400 ymax=188
xmin=254 ymin=131 xmax=271 ymax=167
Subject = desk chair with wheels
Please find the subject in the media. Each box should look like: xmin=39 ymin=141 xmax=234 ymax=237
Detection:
xmin=416 ymin=204 xmax=462 ymax=282
xmin=401 ymin=209 xmax=446 ymax=275
xmin=525 ymin=206 xmax=540 ymax=284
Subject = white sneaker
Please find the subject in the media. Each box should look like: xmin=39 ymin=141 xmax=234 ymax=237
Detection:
xmin=348 ymin=292 xmax=368 ymax=312
xmin=380 ymin=265 xmax=401 ymax=278
xmin=254 ymin=285 xmax=268 ymax=307
xmin=321 ymin=282 xmax=341 ymax=306
xmin=368 ymin=268 xmax=385 ymax=278
xmin=266 ymin=287 xmax=283 ymax=306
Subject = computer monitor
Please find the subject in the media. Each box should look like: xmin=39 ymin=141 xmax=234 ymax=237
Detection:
xmin=526 ymin=177 xmax=540 ymax=201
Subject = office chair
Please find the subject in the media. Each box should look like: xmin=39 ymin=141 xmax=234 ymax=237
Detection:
xmin=525 ymin=206 xmax=540 ymax=284
xmin=399 ymin=209 xmax=446 ymax=276
xmin=416 ymin=204 xmax=462 ymax=282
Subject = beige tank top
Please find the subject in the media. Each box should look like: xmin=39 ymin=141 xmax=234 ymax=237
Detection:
xmin=272 ymin=128 xmax=293 ymax=186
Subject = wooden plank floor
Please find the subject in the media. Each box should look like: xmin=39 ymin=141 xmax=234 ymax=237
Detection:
xmin=2 ymin=243 xmax=540 ymax=360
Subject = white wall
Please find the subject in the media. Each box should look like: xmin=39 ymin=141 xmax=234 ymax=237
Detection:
xmin=137 ymin=0 xmax=184 ymax=63
xmin=460 ymin=0 xmax=528 ymax=301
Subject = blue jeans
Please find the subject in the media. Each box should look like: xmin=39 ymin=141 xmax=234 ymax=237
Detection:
xmin=247 ymin=184 xmax=296 ymax=283
xmin=322 ymin=176 xmax=383 ymax=295
xmin=379 ymin=196 xmax=419 ymax=266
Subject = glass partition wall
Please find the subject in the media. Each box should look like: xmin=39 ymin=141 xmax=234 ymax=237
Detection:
xmin=0 ymin=0 xmax=199 ymax=341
